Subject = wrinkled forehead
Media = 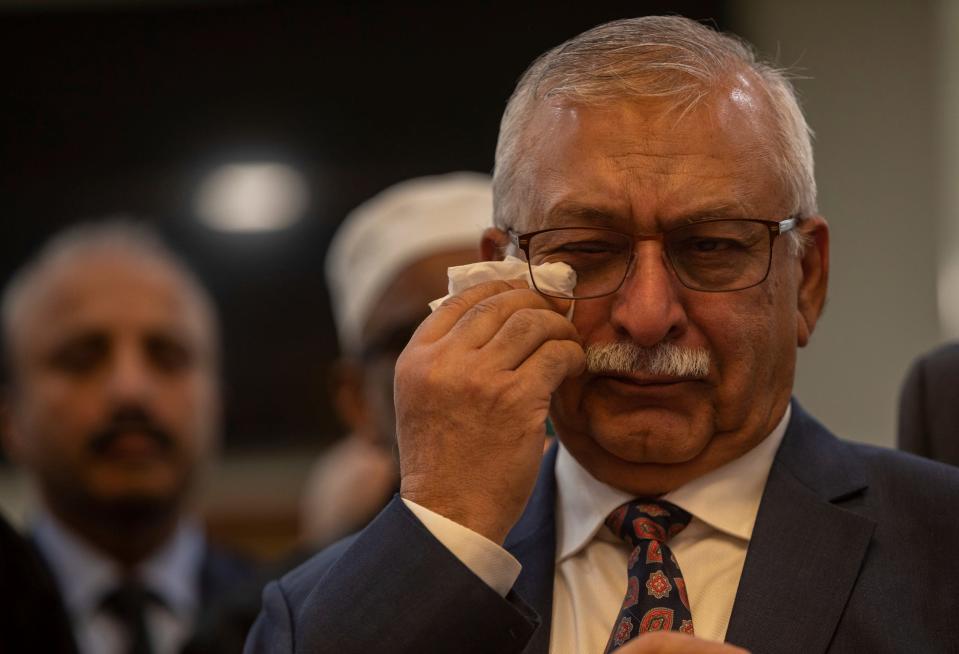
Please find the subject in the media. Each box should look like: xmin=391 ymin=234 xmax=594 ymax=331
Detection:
xmin=7 ymin=248 xmax=217 ymax=360
xmin=510 ymin=76 xmax=786 ymax=232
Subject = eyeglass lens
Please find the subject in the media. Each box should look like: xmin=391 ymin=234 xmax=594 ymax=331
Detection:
xmin=525 ymin=220 xmax=773 ymax=297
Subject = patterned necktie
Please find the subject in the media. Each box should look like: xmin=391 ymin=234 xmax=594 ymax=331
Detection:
xmin=100 ymin=580 xmax=157 ymax=654
xmin=603 ymin=499 xmax=694 ymax=652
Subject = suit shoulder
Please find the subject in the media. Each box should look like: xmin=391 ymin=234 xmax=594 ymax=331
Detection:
xmin=846 ymin=440 xmax=959 ymax=501
xmin=273 ymin=534 xmax=359 ymax=610
xmin=924 ymin=341 xmax=959 ymax=364
xmin=911 ymin=341 xmax=959 ymax=379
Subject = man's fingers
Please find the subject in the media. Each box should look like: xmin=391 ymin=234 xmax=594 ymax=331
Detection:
xmin=515 ymin=338 xmax=586 ymax=391
xmin=443 ymin=287 xmax=572 ymax=349
xmin=483 ymin=308 xmax=580 ymax=370
xmin=414 ymin=279 xmax=529 ymax=343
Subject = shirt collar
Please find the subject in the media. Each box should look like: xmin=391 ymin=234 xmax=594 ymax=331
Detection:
xmin=555 ymin=404 xmax=790 ymax=561
xmin=32 ymin=511 xmax=205 ymax=622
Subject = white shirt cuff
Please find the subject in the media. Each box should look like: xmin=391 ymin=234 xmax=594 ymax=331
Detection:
xmin=402 ymin=498 xmax=522 ymax=597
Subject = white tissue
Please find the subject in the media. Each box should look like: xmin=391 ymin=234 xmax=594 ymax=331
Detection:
xmin=428 ymin=255 xmax=577 ymax=317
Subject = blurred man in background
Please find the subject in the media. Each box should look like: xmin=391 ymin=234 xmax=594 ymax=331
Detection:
xmin=0 ymin=222 xmax=252 ymax=654
xmin=300 ymin=172 xmax=489 ymax=546
xmin=898 ymin=341 xmax=959 ymax=466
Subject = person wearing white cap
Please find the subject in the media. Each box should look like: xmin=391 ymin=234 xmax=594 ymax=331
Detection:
xmin=299 ymin=172 xmax=489 ymax=546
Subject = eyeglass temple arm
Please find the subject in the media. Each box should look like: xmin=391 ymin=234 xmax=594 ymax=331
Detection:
xmin=777 ymin=216 xmax=798 ymax=234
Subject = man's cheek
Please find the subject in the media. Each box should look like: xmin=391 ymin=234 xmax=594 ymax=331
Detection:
xmin=570 ymin=299 xmax=611 ymax=337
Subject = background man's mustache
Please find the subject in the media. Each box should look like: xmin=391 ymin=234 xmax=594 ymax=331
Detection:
xmin=88 ymin=407 xmax=175 ymax=455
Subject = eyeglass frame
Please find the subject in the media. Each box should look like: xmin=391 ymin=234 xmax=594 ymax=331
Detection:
xmin=507 ymin=215 xmax=800 ymax=298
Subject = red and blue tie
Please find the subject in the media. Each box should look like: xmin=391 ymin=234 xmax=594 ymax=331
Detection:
xmin=604 ymin=499 xmax=694 ymax=652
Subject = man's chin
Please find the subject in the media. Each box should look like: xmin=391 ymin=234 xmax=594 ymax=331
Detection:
xmin=589 ymin=426 xmax=708 ymax=466
xmin=584 ymin=398 xmax=710 ymax=452
xmin=564 ymin=432 xmax=713 ymax=496
xmin=554 ymin=400 xmax=716 ymax=493
xmin=84 ymin=470 xmax=188 ymax=516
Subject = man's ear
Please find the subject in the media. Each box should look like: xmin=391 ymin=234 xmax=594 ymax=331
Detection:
xmin=481 ymin=227 xmax=510 ymax=262
xmin=0 ymin=386 xmax=25 ymax=464
xmin=330 ymin=360 xmax=374 ymax=439
xmin=795 ymin=216 xmax=830 ymax=347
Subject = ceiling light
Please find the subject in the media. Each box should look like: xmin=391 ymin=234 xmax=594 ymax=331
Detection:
xmin=195 ymin=162 xmax=309 ymax=232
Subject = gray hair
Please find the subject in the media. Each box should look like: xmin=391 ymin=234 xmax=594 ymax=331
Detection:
xmin=492 ymin=16 xmax=816 ymax=254
xmin=1 ymin=220 xmax=219 ymax=382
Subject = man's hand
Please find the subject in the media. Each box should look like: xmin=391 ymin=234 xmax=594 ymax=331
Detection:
xmin=395 ymin=279 xmax=585 ymax=544
xmin=616 ymin=632 xmax=750 ymax=653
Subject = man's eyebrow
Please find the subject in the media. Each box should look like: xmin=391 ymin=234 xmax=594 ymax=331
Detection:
xmin=543 ymin=204 xmax=624 ymax=227
xmin=675 ymin=205 xmax=750 ymax=225
xmin=542 ymin=203 xmax=751 ymax=229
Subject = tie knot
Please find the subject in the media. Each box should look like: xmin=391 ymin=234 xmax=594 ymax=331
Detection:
xmin=100 ymin=580 xmax=157 ymax=620
xmin=605 ymin=499 xmax=692 ymax=547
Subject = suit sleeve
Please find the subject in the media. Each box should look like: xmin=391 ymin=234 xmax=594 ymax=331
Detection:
xmin=244 ymin=497 xmax=541 ymax=654
xmin=244 ymin=580 xmax=294 ymax=654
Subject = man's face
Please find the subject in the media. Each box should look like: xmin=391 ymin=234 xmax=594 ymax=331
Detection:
xmin=5 ymin=251 xmax=220 ymax=519
xmin=511 ymin=81 xmax=827 ymax=494
xmin=345 ymin=248 xmax=479 ymax=451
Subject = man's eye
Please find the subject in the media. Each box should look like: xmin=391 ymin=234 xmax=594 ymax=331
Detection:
xmin=682 ymin=238 xmax=743 ymax=253
xmin=692 ymin=238 xmax=723 ymax=252
xmin=146 ymin=336 xmax=194 ymax=373
xmin=555 ymin=240 xmax=622 ymax=255
xmin=49 ymin=338 xmax=107 ymax=374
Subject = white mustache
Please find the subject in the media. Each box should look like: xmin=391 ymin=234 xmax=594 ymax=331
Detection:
xmin=585 ymin=341 xmax=711 ymax=378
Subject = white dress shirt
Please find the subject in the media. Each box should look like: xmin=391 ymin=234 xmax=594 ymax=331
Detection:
xmin=405 ymin=405 xmax=790 ymax=652
xmin=32 ymin=512 xmax=205 ymax=654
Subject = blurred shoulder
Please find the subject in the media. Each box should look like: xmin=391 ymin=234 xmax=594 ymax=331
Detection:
xmin=909 ymin=341 xmax=959 ymax=378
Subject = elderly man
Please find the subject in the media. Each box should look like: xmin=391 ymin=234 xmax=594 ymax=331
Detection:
xmin=300 ymin=172 xmax=488 ymax=546
xmin=247 ymin=16 xmax=959 ymax=654
xmin=1 ymin=223 xmax=251 ymax=654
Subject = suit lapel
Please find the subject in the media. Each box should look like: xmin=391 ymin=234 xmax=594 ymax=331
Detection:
xmin=725 ymin=403 xmax=875 ymax=654
xmin=504 ymin=444 xmax=559 ymax=654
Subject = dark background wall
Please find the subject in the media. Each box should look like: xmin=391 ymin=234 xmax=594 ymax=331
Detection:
xmin=0 ymin=1 xmax=726 ymax=450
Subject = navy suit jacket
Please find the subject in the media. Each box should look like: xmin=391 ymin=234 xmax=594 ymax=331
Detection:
xmin=246 ymin=402 xmax=959 ymax=653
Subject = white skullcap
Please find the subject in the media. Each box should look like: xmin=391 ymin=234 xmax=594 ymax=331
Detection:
xmin=326 ymin=172 xmax=491 ymax=354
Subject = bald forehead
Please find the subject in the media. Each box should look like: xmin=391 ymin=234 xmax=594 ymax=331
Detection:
xmin=5 ymin=247 xmax=217 ymax=366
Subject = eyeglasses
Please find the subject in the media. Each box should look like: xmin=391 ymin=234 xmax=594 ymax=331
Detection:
xmin=509 ymin=217 xmax=798 ymax=299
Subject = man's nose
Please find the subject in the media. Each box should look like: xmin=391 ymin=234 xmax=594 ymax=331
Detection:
xmin=106 ymin=344 xmax=154 ymax=403
xmin=608 ymin=241 xmax=688 ymax=346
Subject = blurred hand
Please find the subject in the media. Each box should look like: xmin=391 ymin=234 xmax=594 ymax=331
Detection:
xmin=616 ymin=633 xmax=750 ymax=653
xmin=395 ymin=279 xmax=584 ymax=544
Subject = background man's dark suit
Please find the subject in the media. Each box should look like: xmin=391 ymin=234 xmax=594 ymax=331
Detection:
xmin=29 ymin=534 xmax=256 ymax=654
xmin=0 ymin=512 xmax=77 ymax=654
xmin=246 ymin=402 xmax=959 ymax=654
xmin=182 ymin=546 xmax=281 ymax=654
xmin=180 ymin=546 xmax=260 ymax=654
xmin=898 ymin=342 xmax=959 ymax=466
xmin=197 ymin=546 xmax=258 ymax=612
